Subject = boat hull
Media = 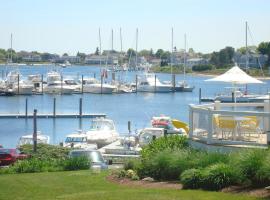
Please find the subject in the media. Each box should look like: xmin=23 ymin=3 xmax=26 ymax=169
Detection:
xmin=83 ymin=84 xmax=116 ymax=94
xmin=137 ymin=85 xmax=172 ymax=93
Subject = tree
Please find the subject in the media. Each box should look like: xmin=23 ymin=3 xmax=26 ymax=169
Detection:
xmin=155 ymin=49 xmax=164 ymax=58
xmin=95 ymin=47 xmax=100 ymax=55
xmin=258 ymin=42 xmax=270 ymax=66
xmin=127 ymin=48 xmax=136 ymax=57
xmin=63 ymin=53 xmax=68 ymax=56
xmin=210 ymin=46 xmax=235 ymax=68
xmin=138 ymin=49 xmax=151 ymax=57
xmin=149 ymin=48 xmax=154 ymax=57
xmin=76 ymin=52 xmax=86 ymax=61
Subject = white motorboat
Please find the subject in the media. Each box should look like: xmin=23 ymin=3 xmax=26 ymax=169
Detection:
xmin=43 ymin=71 xmax=75 ymax=94
xmin=137 ymin=73 xmax=172 ymax=93
xmin=178 ymin=81 xmax=195 ymax=92
xmin=83 ymin=78 xmax=116 ymax=94
xmin=86 ymin=118 xmax=119 ymax=148
xmin=64 ymin=78 xmax=81 ymax=92
xmin=6 ymin=71 xmax=33 ymax=95
xmin=17 ymin=131 xmax=50 ymax=147
xmin=63 ymin=130 xmax=97 ymax=150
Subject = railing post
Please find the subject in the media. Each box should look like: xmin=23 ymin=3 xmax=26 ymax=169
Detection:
xmin=25 ymin=98 xmax=28 ymax=118
xmin=214 ymin=101 xmax=221 ymax=110
xmin=94 ymin=73 xmax=96 ymax=78
xmin=112 ymin=72 xmax=115 ymax=81
xmin=207 ymin=108 xmax=213 ymax=144
xmin=79 ymin=98 xmax=82 ymax=117
xmin=33 ymin=109 xmax=37 ymax=152
xmin=53 ymin=98 xmax=56 ymax=118
xmin=189 ymin=105 xmax=194 ymax=138
xmin=264 ymin=100 xmax=270 ymax=142
xmin=81 ymin=75 xmax=84 ymax=94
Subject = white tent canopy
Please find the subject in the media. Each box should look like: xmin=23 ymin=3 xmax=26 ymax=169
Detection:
xmin=205 ymin=65 xmax=263 ymax=84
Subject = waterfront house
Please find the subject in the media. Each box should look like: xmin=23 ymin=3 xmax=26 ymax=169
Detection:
xmin=233 ymin=52 xmax=268 ymax=68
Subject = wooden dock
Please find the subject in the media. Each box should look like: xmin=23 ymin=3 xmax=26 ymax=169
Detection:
xmin=0 ymin=113 xmax=106 ymax=119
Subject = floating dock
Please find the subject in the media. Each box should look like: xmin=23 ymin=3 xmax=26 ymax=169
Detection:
xmin=0 ymin=113 xmax=106 ymax=119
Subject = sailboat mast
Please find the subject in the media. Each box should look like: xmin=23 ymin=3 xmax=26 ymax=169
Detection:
xmin=245 ymin=21 xmax=249 ymax=71
xmin=99 ymin=28 xmax=102 ymax=55
xmin=170 ymin=27 xmax=173 ymax=75
xmin=135 ymin=28 xmax=138 ymax=70
xmin=120 ymin=28 xmax=123 ymax=54
xmin=184 ymin=34 xmax=186 ymax=81
xmin=111 ymin=29 xmax=114 ymax=51
xmin=10 ymin=33 xmax=13 ymax=63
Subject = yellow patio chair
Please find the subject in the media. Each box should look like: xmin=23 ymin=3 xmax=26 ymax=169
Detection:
xmin=218 ymin=116 xmax=236 ymax=140
xmin=212 ymin=114 xmax=220 ymax=138
xmin=240 ymin=116 xmax=262 ymax=140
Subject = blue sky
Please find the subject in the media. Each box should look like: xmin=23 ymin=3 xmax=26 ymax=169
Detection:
xmin=0 ymin=0 xmax=269 ymax=55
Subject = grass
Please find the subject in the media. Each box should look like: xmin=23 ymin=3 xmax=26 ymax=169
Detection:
xmin=0 ymin=170 xmax=260 ymax=200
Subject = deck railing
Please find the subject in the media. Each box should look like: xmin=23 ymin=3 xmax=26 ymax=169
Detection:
xmin=189 ymin=101 xmax=270 ymax=147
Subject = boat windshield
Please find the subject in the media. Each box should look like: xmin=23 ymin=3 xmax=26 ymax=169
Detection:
xmin=90 ymin=121 xmax=114 ymax=131
xmin=65 ymin=137 xmax=87 ymax=143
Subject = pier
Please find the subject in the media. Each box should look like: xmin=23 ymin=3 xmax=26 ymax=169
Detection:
xmin=0 ymin=113 xmax=106 ymax=119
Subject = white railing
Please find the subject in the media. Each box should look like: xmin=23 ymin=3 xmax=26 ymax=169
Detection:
xmin=189 ymin=100 xmax=270 ymax=147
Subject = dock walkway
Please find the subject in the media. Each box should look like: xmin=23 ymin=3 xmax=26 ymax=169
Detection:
xmin=0 ymin=113 xmax=106 ymax=119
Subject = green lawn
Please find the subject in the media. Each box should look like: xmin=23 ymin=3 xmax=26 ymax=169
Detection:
xmin=0 ymin=171 xmax=260 ymax=200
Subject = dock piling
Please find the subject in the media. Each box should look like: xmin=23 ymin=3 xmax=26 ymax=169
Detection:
xmin=101 ymin=75 xmax=103 ymax=94
xmin=199 ymin=88 xmax=202 ymax=104
xmin=81 ymin=75 xmax=84 ymax=93
xmin=33 ymin=109 xmax=37 ymax=152
xmin=79 ymin=98 xmax=82 ymax=117
xmin=61 ymin=75 xmax=63 ymax=94
xmin=17 ymin=74 xmax=20 ymax=94
xmin=25 ymin=98 xmax=28 ymax=118
xmin=41 ymin=74 xmax=44 ymax=93
xmin=112 ymin=72 xmax=115 ymax=81
xmin=154 ymin=75 xmax=157 ymax=93
xmin=53 ymin=98 xmax=56 ymax=118
xmin=172 ymin=74 xmax=176 ymax=92
xmin=135 ymin=75 xmax=138 ymax=93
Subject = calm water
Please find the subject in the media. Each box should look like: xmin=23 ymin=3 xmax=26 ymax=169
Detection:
xmin=0 ymin=65 xmax=269 ymax=148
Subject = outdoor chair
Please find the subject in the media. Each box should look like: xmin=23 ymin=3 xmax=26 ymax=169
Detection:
xmin=217 ymin=116 xmax=236 ymax=140
xmin=239 ymin=116 xmax=262 ymax=141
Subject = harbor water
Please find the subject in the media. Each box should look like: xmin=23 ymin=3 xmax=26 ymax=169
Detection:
xmin=0 ymin=65 xmax=269 ymax=148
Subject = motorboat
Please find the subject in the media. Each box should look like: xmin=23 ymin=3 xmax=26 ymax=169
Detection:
xmin=178 ymin=81 xmax=195 ymax=92
xmin=63 ymin=130 xmax=97 ymax=150
xmin=17 ymin=131 xmax=50 ymax=147
xmin=83 ymin=78 xmax=116 ymax=94
xmin=64 ymin=78 xmax=81 ymax=92
xmin=86 ymin=118 xmax=119 ymax=148
xmin=6 ymin=71 xmax=33 ymax=95
xmin=137 ymin=73 xmax=172 ymax=93
xmin=112 ymin=81 xmax=134 ymax=93
xmin=43 ymin=71 xmax=75 ymax=94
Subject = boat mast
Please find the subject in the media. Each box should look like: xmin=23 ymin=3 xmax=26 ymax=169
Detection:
xmin=120 ymin=28 xmax=123 ymax=54
xmin=245 ymin=21 xmax=249 ymax=71
xmin=10 ymin=33 xmax=13 ymax=63
xmin=99 ymin=28 xmax=102 ymax=68
xmin=184 ymin=34 xmax=186 ymax=81
xmin=135 ymin=28 xmax=138 ymax=71
xmin=170 ymin=27 xmax=173 ymax=75
xmin=111 ymin=29 xmax=114 ymax=51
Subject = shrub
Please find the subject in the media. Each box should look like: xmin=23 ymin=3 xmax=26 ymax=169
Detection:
xmin=63 ymin=156 xmax=91 ymax=171
xmin=234 ymin=149 xmax=267 ymax=185
xmin=124 ymin=159 xmax=141 ymax=171
xmin=180 ymin=168 xmax=203 ymax=189
xmin=137 ymin=149 xmax=193 ymax=180
xmin=192 ymin=64 xmax=213 ymax=71
xmin=254 ymin=152 xmax=270 ymax=186
xmin=140 ymin=135 xmax=188 ymax=160
xmin=19 ymin=144 xmax=69 ymax=161
xmin=201 ymin=163 xmax=239 ymax=191
xmin=117 ymin=170 xmax=127 ymax=178
xmin=192 ymin=151 xmax=229 ymax=168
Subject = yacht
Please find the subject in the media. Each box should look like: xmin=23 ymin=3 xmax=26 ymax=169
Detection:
xmin=6 ymin=71 xmax=33 ymax=95
xmin=17 ymin=131 xmax=50 ymax=147
xmin=137 ymin=73 xmax=172 ymax=93
xmin=43 ymin=71 xmax=75 ymax=94
xmin=64 ymin=78 xmax=81 ymax=92
xmin=86 ymin=118 xmax=119 ymax=148
xmin=63 ymin=130 xmax=97 ymax=150
xmin=83 ymin=78 xmax=116 ymax=94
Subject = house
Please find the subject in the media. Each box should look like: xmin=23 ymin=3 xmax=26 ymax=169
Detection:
xmin=186 ymin=58 xmax=209 ymax=68
xmin=84 ymin=55 xmax=118 ymax=65
xmin=22 ymin=54 xmax=42 ymax=62
xmin=233 ymin=52 xmax=268 ymax=68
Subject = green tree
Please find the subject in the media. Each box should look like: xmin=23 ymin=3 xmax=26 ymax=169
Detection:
xmin=76 ymin=52 xmax=86 ymax=61
xmin=63 ymin=53 xmax=68 ymax=56
xmin=258 ymin=42 xmax=270 ymax=66
xmin=138 ymin=49 xmax=151 ymax=57
xmin=127 ymin=48 xmax=136 ymax=57
xmin=95 ymin=47 xmax=99 ymax=55
xmin=155 ymin=49 xmax=164 ymax=58
xmin=210 ymin=46 xmax=234 ymax=68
